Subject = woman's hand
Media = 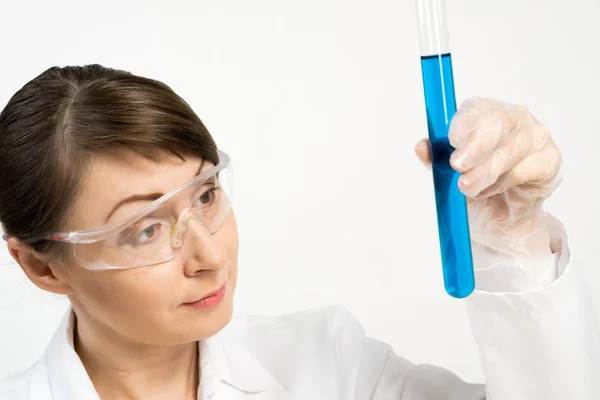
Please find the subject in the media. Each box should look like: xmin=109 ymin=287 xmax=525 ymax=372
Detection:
xmin=415 ymin=97 xmax=563 ymax=270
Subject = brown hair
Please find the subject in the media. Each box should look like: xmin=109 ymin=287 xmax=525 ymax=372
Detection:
xmin=0 ymin=64 xmax=219 ymax=256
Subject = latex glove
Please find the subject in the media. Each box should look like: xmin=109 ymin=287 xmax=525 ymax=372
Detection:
xmin=415 ymin=97 xmax=563 ymax=274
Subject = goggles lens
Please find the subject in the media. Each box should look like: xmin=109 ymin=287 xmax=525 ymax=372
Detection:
xmin=72 ymin=166 xmax=233 ymax=270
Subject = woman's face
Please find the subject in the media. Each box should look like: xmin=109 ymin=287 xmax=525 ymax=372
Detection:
xmin=55 ymin=149 xmax=239 ymax=346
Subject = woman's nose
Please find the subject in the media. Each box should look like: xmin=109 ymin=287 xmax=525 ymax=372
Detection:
xmin=180 ymin=217 xmax=227 ymax=277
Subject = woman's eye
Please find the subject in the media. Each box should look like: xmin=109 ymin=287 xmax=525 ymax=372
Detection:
xmin=196 ymin=187 xmax=220 ymax=205
xmin=130 ymin=223 xmax=162 ymax=245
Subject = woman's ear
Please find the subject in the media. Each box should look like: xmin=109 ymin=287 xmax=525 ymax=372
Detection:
xmin=6 ymin=237 xmax=72 ymax=295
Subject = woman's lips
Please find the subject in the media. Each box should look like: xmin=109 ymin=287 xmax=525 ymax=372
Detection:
xmin=183 ymin=282 xmax=227 ymax=309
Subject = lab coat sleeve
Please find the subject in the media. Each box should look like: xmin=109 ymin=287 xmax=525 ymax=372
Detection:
xmin=465 ymin=214 xmax=600 ymax=399
xmin=334 ymin=306 xmax=486 ymax=399
xmin=336 ymin=214 xmax=599 ymax=400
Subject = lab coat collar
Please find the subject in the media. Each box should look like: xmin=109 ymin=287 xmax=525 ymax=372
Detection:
xmin=42 ymin=308 xmax=269 ymax=399
xmin=45 ymin=310 xmax=101 ymax=400
xmin=200 ymin=323 xmax=270 ymax=396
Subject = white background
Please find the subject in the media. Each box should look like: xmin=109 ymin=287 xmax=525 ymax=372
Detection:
xmin=0 ymin=0 xmax=598 ymax=383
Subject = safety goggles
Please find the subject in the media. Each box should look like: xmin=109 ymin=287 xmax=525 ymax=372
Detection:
xmin=44 ymin=150 xmax=233 ymax=270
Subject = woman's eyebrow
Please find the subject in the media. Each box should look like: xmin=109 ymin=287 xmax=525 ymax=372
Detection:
xmin=104 ymin=161 xmax=206 ymax=222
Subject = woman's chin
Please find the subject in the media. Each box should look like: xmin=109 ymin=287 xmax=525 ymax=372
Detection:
xmin=181 ymin=292 xmax=235 ymax=341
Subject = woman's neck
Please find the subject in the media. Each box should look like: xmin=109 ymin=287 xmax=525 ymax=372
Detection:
xmin=73 ymin=311 xmax=199 ymax=400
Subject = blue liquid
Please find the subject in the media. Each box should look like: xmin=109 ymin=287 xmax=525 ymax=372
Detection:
xmin=420 ymin=53 xmax=474 ymax=298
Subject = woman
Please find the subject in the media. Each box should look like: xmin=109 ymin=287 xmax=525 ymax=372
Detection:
xmin=0 ymin=64 xmax=596 ymax=400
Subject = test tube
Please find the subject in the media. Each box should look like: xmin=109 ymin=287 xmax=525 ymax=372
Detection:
xmin=415 ymin=0 xmax=475 ymax=298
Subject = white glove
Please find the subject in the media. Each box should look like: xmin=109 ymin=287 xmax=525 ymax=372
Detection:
xmin=415 ymin=97 xmax=563 ymax=278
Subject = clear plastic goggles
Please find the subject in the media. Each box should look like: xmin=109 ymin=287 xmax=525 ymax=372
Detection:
xmin=46 ymin=150 xmax=233 ymax=270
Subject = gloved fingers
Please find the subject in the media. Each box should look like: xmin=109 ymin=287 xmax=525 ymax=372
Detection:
xmin=448 ymin=97 xmax=484 ymax=149
xmin=472 ymin=140 xmax=562 ymax=200
xmin=504 ymin=144 xmax=563 ymax=193
xmin=473 ymin=172 xmax=512 ymax=200
xmin=449 ymin=98 xmax=519 ymax=172
xmin=414 ymin=138 xmax=432 ymax=168
xmin=458 ymin=130 xmax=531 ymax=197
xmin=449 ymin=115 xmax=507 ymax=172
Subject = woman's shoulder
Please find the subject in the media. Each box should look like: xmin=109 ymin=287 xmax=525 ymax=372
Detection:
xmin=0 ymin=344 xmax=53 ymax=399
xmin=206 ymin=305 xmax=385 ymax=396
xmin=226 ymin=304 xmax=365 ymax=359
xmin=0 ymin=362 xmax=38 ymax=400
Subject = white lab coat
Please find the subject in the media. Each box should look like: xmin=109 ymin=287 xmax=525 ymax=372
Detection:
xmin=1 ymin=215 xmax=598 ymax=400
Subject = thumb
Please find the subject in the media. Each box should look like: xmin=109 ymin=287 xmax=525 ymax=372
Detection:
xmin=414 ymin=138 xmax=432 ymax=168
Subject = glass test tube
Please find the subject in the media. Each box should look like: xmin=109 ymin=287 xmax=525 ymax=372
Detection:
xmin=415 ymin=0 xmax=475 ymax=298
